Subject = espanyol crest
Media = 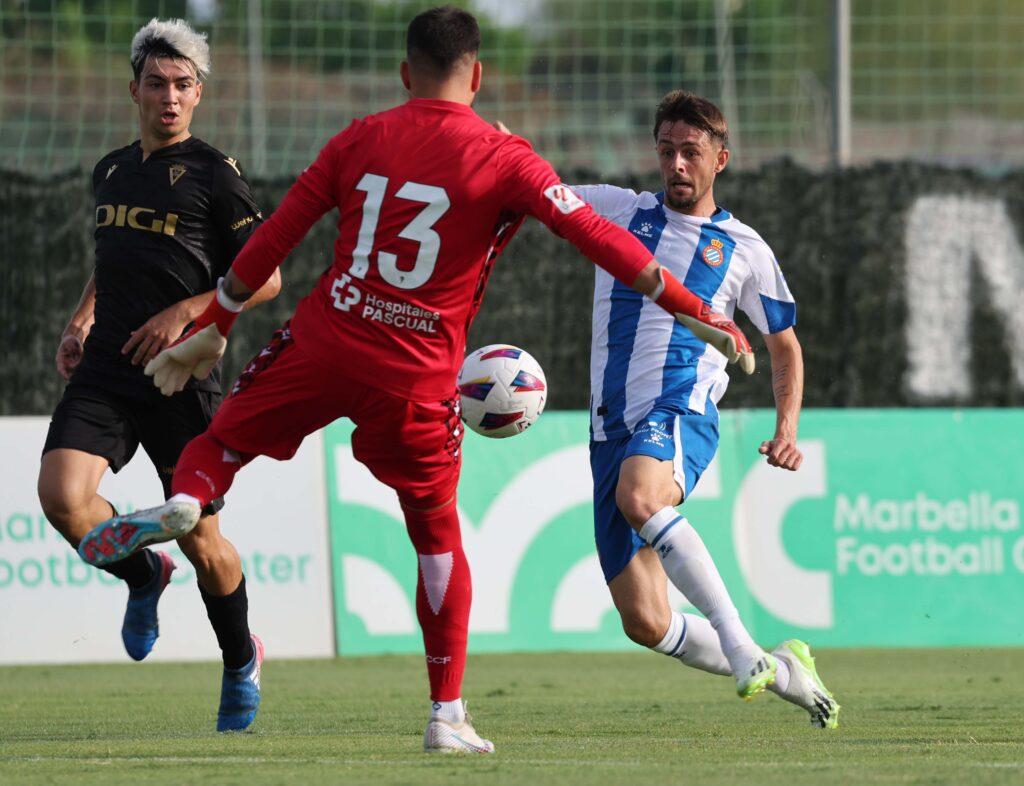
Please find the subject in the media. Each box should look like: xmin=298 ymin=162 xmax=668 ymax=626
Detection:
xmin=702 ymin=237 xmax=725 ymax=267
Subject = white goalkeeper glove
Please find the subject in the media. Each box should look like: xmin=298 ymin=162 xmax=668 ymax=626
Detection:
xmin=144 ymin=281 xmax=243 ymax=396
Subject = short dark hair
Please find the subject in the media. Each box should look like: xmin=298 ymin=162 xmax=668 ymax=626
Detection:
xmin=406 ymin=5 xmax=480 ymax=77
xmin=653 ymin=90 xmax=729 ymax=148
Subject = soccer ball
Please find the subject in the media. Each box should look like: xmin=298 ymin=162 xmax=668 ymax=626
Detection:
xmin=457 ymin=344 xmax=547 ymax=438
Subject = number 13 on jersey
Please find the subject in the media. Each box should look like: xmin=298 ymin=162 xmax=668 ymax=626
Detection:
xmin=331 ymin=173 xmax=450 ymax=311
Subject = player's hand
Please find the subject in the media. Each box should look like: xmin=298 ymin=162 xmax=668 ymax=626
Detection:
xmin=144 ymin=323 xmax=226 ymax=396
xmin=759 ymin=437 xmax=802 ymax=471
xmin=493 ymin=120 xmax=511 ymax=134
xmin=122 ymin=304 xmax=191 ymax=367
xmin=56 ymin=332 xmax=85 ymax=379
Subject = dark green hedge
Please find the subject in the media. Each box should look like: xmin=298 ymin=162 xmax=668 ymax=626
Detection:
xmin=3 ymin=161 xmax=1022 ymax=415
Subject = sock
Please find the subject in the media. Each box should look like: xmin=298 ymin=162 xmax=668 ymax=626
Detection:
xmin=169 ymin=493 xmax=202 ymax=508
xmin=639 ymin=509 xmax=757 ymax=669
xmin=172 ymin=431 xmax=249 ymax=508
xmin=430 ymin=699 xmax=465 ymax=723
xmin=652 ymin=611 xmax=731 ymax=676
xmin=199 ymin=576 xmax=254 ymax=670
xmin=770 ymin=659 xmax=792 ymax=694
xmin=403 ymin=498 xmax=470 ymax=703
xmin=102 ymin=548 xmax=157 ymax=589
xmin=653 ymin=611 xmax=794 ymax=699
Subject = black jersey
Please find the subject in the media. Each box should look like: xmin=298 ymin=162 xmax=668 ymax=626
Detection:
xmin=72 ymin=136 xmax=262 ymax=394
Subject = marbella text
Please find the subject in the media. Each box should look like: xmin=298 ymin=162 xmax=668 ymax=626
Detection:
xmin=835 ymin=492 xmax=1022 ymax=577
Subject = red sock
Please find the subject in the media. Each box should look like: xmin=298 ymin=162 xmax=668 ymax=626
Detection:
xmin=402 ymin=498 xmax=470 ymax=702
xmin=172 ymin=431 xmax=251 ymax=507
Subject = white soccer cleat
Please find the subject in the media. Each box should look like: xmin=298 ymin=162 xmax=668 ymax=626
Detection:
xmin=771 ymin=639 xmax=840 ymax=729
xmin=423 ymin=703 xmax=495 ymax=754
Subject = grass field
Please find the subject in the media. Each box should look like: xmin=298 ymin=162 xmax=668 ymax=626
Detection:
xmin=1 ymin=649 xmax=1022 ymax=785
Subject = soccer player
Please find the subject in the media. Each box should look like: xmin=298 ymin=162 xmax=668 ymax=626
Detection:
xmin=574 ymin=91 xmax=839 ymax=728
xmin=78 ymin=7 xmax=753 ymax=752
xmin=38 ymin=19 xmax=281 ymax=731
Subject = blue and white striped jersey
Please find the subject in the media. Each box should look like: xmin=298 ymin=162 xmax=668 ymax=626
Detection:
xmin=573 ymin=185 xmax=797 ymax=442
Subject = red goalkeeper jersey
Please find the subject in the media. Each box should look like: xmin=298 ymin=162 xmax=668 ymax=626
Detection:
xmin=231 ymin=98 xmax=654 ymax=400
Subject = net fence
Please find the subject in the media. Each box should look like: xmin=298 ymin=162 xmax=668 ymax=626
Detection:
xmin=4 ymin=162 xmax=1023 ymax=415
xmin=2 ymin=0 xmax=1023 ymax=177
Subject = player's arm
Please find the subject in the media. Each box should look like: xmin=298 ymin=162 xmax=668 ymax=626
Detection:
xmin=121 ymin=279 xmax=280 ymax=367
xmin=56 ymin=272 xmax=96 ymax=379
xmin=759 ymin=327 xmax=804 ymax=471
xmin=499 ymin=139 xmax=753 ymax=372
xmin=144 ymin=131 xmax=350 ymax=396
xmin=735 ymin=246 xmax=801 ymax=467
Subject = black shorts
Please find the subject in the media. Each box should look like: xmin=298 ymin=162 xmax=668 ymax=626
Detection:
xmin=42 ymin=383 xmax=225 ymax=516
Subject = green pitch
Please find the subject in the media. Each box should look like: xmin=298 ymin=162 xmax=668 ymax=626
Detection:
xmin=1 ymin=649 xmax=1022 ymax=785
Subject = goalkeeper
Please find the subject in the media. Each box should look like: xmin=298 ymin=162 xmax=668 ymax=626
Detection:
xmin=37 ymin=19 xmax=280 ymax=732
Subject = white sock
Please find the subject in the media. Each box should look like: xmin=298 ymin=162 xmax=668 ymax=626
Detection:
xmin=652 ymin=612 xmax=731 ymax=676
xmin=168 ymin=493 xmax=201 ymax=508
xmin=639 ymin=509 xmax=757 ymax=669
xmin=430 ymin=699 xmax=464 ymax=724
xmin=770 ymin=659 xmax=792 ymax=694
xmin=653 ymin=612 xmax=796 ymax=700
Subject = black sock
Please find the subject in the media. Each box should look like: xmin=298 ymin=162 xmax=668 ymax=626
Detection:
xmin=101 ymin=548 xmax=157 ymax=589
xmin=199 ymin=576 xmax=254 ymax=670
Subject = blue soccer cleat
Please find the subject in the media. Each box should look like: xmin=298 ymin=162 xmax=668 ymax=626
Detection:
xmin=121 ymin=551 xmax=176 ymax=661
xmin=78 ymin=499 xmax=200 ymax=567
xmin=217 ymin=635 xmax=264 ymax=732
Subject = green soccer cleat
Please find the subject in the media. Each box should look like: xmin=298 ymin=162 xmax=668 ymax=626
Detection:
xmin=735 ymin=648 xmax=778 ymax=700
xmin=772 ymin=639 xmax=840 ymax=729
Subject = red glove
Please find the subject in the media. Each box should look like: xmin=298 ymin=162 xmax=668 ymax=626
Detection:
xmin=653 ymin=268 xmax=755 ymax=375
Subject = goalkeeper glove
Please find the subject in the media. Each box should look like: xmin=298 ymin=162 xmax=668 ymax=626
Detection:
xmin=651 ymin=267 xmax=755 ymax=375
xmin=144 ymin=280 xmax=244 ymax=396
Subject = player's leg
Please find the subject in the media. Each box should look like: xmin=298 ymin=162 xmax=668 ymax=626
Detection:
xmin=39 ymin=391 xmax=172 ymax=659
xmin=138 ymin=384 xmax=264 ymax=731
xmin=77 ymin=324 xmax=324 ymax=566
xmin=592 ymin=436 xmax=734 ymax=672
xmin=613 ymin=410 xmax=776 ymax=700
xmin=607 ymin=548 xmax=839 ymax=726
xmin=352 ymin=396 xmax=492 ymax=754
xmin=177 ymin=514 xmax=264 ymax=731
xmin=608 ymin=546 xmax=731 ymax=674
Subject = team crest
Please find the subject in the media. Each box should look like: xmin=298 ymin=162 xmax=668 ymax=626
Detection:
xmin=168 ymin=164 xmax=186 ymax=186
xmin=702 ymin=237 xmax=725 ymax=267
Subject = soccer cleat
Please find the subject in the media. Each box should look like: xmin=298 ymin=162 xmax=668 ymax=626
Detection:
xmin=423 ymin=702 xmax=495 ymax=754
xmin=217 ymin=635 xmax=264 ymax=732
xmin=78 ymin=500 xmax=201 ymax=567
xmin=734 ymin=647 xmax=778 ymax=700
xmin=121 ymin=552 xmax=176 ymax=661
xmin=772 ymin=639 xmax=840 ymax=729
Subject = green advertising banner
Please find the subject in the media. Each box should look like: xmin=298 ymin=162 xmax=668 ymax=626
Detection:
xmin=325 ymin=410 xmax=1024 ymax=656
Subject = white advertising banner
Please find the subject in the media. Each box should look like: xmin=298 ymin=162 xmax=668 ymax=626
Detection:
xmin=0 ymin=417 xmax=333 ymax=664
